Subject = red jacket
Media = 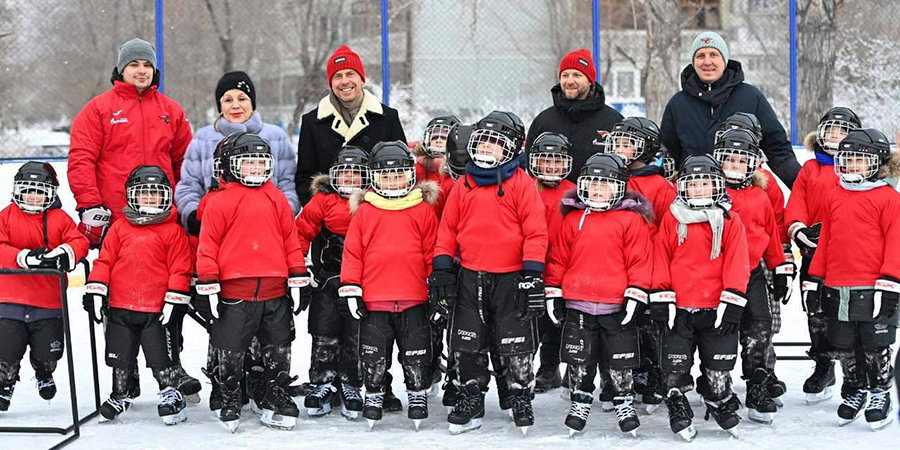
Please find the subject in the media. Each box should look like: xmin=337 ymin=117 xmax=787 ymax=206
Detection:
xmin=341 ymin=185 xmax=439 ymax=311
xmin=88 ymin=211 xmax=191 ymax=313
xmin=653 ymin=209 xmax=750 ymax=308
xmin=727 ymin=185 xmax=786 ymax=270
xmin=784 ymin=159 xmax=841 ymax=238
xmin=0 ymin=205 xmax=89 ymax=309
xmin=759 ymin=169 xmax=788 ymax=244
xmin=435 ymin=169 xmax=548 ymax=273
xmin=627 ymin=173 xmax=676 ymax=232
xmin=415 ymin=160 xmax=451 ymax=219
xmin=809 ymin=185 xmax=900 ymax=286
xmin=538 ymin=178 xmax=576 ymax=248
xmin=196 ymin=181 xmax=306 ymax=300
xmin=546 ymin=202 xmax=653 ymax=304
xmin=295 ymin=177 xmax=352 ymax=256
xmin=68 ymin=82 xmax=192 ymax=221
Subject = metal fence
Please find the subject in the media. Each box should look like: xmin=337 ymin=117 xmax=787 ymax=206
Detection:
xmin=0 ymin=0 xmax=897 ymax=158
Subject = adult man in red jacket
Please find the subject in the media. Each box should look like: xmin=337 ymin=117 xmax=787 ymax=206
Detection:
xmin=68 ymin=38 xmax=192 ymax=248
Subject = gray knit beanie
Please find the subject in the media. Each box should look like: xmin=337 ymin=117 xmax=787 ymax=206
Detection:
xmin=690 ymin=31 xmax=729 ymax=65
xmin=117 ymin=38 xmax=157 ymax=74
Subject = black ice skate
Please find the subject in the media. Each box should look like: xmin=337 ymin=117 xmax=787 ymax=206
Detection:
xmin=745 ymin=368 xmax=777 ymax=424
xmin=340 ymin=383 xmax=363 ymax=420
xmin=765 ymin=370 xmax=786 ymax=407
xmin=99 ymin=395 xmax=134 ymax=422
xmin=36 ymin=375 xmax=56 ymax=402
xmin=363 ymin=392 xmax=384 ymax=430
xmin=448 ymin=382 xmax=485 ymax=435
xmin=864 ymin=389 xmax=894 ymax=431
xmin=665 ymin=390 xmax=696 ymax=442
xmin=407 ymin=390 xmax=428 ymax=431
xmin=565 ymin=390 xmax=593 ymax=437
xmin=218 ymin=376 xmax=242 ymax=433
xmin=201 ymin=367 xmax=222 ymax=412
xmin=288 ymin=381 xmax=316 ymax=397
xmin=803 ymin=356 xmax=835 ymax=404
xmin=383 ymin=385 xmax=402 ymax=413
xmin=442 ymin=381 xmax=459 ymax=414
xmin=258 ymin=372 xmax=300 ymax=430
xmin=0 ymin=382 xmax=15 ymax=411
xmin=175 ymin=367 xmax=202 ymax=404
xmin=157 ymin=387 xmax=187 ymax=425
xmin=703 ymin=394 xmax=741 ymax=437
xmin=837 ymin=389 xmax=868 ymax=427
xmin=635 ymin=367 xmax=663 ymax=414
xmin=533 ymin=364 xmax=562 ymax=393
xmin=304 ymin=382 xmax=338 ymax=417
xmin=613 ymin=395 xmax=640 ymax=437
xmin=510 ymin=389 xmax=534 ymax=436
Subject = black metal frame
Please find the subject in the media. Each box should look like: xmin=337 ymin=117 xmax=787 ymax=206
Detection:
xmin=774 ymin=341 xmax=812 ymax=361
xmin=0 ymin=265 xmax=101 ymax=449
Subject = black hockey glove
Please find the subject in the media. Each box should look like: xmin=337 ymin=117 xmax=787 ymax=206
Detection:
xmin=288 ymin=273 xmax=313 ymax=315
xmin=773 ymin=262 xmax=796 ymax=305
xmin=516 ymin=271 xmax=545 ymax=321
xmin=874 ymin=277 xmax=900 ymax=322
xmin=800 ymin=277 xmax=823 ymax=315
xmin=649 ymin=290 xmax=676 ymax=331
xmin=791 ymin=222 xmax=821 ymax=255
xmin=338 ymin=284 xmax=367 ymax=320
xmin=714 ymin=290 xmax=747 ymax=335
xmin=427 ymin=270 xmax=457 ymax=325
xmin=620 ymin=286 xmax=649 ymax=326
xmin=161 ymin=291 xmax=191 ymax=325
xmin=195 ymin=280 xmax=221 ymax=320
xmin=186 ymin=210 xmax=202 ymax=237
xmin=544 ymin=286 xmax=565 ymax=327
xmin=83 ymin=282 xmax=107 ymax=324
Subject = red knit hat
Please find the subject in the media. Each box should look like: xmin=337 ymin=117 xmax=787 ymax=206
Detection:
xmin=327 ymin=45 xmax=366 ymax=84
xmin=558 ymin=49 xmax=596 ymax=84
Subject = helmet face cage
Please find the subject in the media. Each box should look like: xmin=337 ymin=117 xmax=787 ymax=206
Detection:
xmin=817 ymin=120 xmax=856 ymax=153
xmin=371 ymin=167 xmax=415 ymax=198
xmin=603 ymin=131 xmax=645 ymax=165
xmin=230 ymin=153 xmax=274 ymax=187
xmin=713 ymin=147 xmax=760 ymax=185
xmin=127 ymin=183 xmax=172 ymax=216
xmin=329 ymin=163 xmax=371 ymax=197
xmin=467 ymin=129 xmax=517 ymax=169
xmin=212 ymin=157 xmax=222 ymax=179
xmin=577 ymin=176 xmax=625 ymax=211
xmin=834 ymin=151 xmax=880 ymax=184
xmin=529 ymin=152 xmax=573 ymax=182
xmin=423 ymin=123 xmax=453 ymax=157
xmin=663 ymin=157 xmax=676 ymax=181
xmin=676 ymin=173 xmax=725 ymax=209
xmin=13 ymin=180 xmax=57 ymax=213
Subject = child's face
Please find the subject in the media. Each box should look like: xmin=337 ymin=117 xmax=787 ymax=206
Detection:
xmin=380 ymin=171 xmax=407 ymax=191
xmin=841 ymin=154 xmax=870 ymax=175
xmin=587 ymin=179 xmax=616 ymax=204
xmin=823 ymin=124 xmax=848 ymax=147
xmin=686 ymin=178 xmax=715 ymax=200
xmin=21 ymin=190 xmax=47 ymax=208
xmin=721 ymin=153 xmax=752 ymax=176
xmin=476 ymin=140 xmax=504 ymax=161
xmin=337 ymin=169 xmax=364 ymax=190
xmin=611 ymin=136 xmax=638 ymax=162
xmin=429 ymin=132 xmax=448 ymax=151
xmin=240 ymin=157 xmax=268 ymax=177
xmin=137 ymin=190 xmax=163 ymax=208
xmin=535 ymin=155 xmax=567 ymax=177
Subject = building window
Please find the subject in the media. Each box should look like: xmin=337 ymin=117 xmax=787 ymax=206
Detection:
xmin=680 ymin=0 xmax=721 ymax=29
xmin=613 ymin=69 xmax=640 ymax=99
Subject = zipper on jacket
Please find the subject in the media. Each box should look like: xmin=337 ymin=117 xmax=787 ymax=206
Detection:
xmin=253 ymin=277 xmax=261 ymax=301
xmin=394 ymin=301 xmax=399 ymax=312
xmin=708 ymin=84 xmax=714 ymax=117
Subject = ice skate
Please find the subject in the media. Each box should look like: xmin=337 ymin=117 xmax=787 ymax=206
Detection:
xmin=363 ymin=392 xmax=384 ymax=430
xmin=304 ymin=382 xmax=338 ymax=417
xmin=665 ymin=391 xmax=696 ymax=442
xmin=158 ymin=387 xmax=187 ymax=425
xmin=564 ymin=390 xmax=592 ymax=437
xmin=803 ymin=357 xmax=835 ymax=405
xmin=837 ymin=389 xmax=868 ymax=427
xmin=448 ymin=382 xmax=484 ymax=435
xmin=864 ymin=389 xmax=893 ymax=431
xmin=613 ymin=395 xmax=640 ymax=437
xmin=408 ymin=390 xmax=428 ymax=431
xmin=340 ymin=383 xmax=363 ymax=420
xmin=258 ymin=372 xmax=299 ymax=430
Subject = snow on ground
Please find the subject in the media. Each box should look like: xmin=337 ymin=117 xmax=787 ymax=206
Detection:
xmin=0 ymin=155 xmax=898 ymax=448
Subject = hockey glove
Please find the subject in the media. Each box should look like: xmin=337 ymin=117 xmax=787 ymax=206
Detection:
xmin=195 ymin=281 xmax=221 ymax=320
xmin=773 ymin=262 xmax=796 ymax=305
xmin=649 ymin=290 xmax=676 ymax=331
xmin=160 ymin=291 xmax=190 ymax=325
xmin=544 ymin=286 xmax=565 ymax=327
xmin=288 ymin=273 xmax=313 ymax=315
xmin=16 ymin=248 xmax=51 ymax=269
xmin=39 ymin=244 xmax=76 ymax=272
xmin=427 ymin=270 xmax=457 ymax=325
xmin=620 ymin=286 xmax=649 ymax=326
xmin=790 ymin=222 xmax=821 ymax=255
xmin=714 ymin=290 xmax=747 ymax=335
xmin=516 ymin=271 xmax=545 ymax=321
xmin=338 ymin=284 xmax=367 ymax=320
xmin=77 ymin=205 xmax=112 ymax=249
xmin=873 ymin=277 xmax=900 ymax=322
xmin=83 ymin=282 xmax=107 ymax=324
xmin=186 ymin=210 xmax=202 ymax=237
xmin=800 ymin=278 xmax=823 ymax=315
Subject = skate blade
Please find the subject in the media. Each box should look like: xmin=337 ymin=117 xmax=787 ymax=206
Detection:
xmin=261 ymin=410 xmax=297 ymax=430
xmin=340 ymin=404 xmax=360 ymax=420
xmin=221 ymin=419 xmax=239 ymax=433
xmin=568 ymin=428 xmax=582 ymax=438
xmin=839 ymin=410 xmax=864 ymax=427
xmin=645 ymin=403 xmax=661 ymax=415
xmin=446 ymin=406 xmax=454 ymax=414
xmin=559 ymin=388 xmax=571 ymax=401
xmin=413 ymin=419 xmax=423 ymax=431
xmin=599 ymin=401 xmax=614 ymax=412
xmin=505 ymin=409 xmax=514 ymax=421
xmin=628 ymin=429 xmax=638 ymax=437
xmin=725 ymin=426 xmax=739 ymax=438
xmin=161 ymin=410 xmax=187 ymax=425
xmin=367 ymin=418 xmax=378 ymax=430
xmin=869 ymin=414 xmax=895 ymax=431
xmin=184 ymin=393 xmax=201 ymax=404
xmin=518 ymin=425 xmax=529 ymax=437
xmin=98 ymin=415 xmax=114 ymax=423
xmin=677 ymin=425 xmax=697 ymax=442
xmin=806 ymin=387 xmax=834 ymax=405
xmin=449 ymin=418 xmax=482 ymax=435
xmin=748 ymin=409 xmax=775 ymax=425
xmin=306 ymin=403 xmax=332 ymax=417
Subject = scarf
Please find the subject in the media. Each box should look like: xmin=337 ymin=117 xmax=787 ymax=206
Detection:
xmin=329 ymin=91 xmax=364 ymax=127
xmin=814 ymin=151 xmax=834 ymax=166
xmin=466 ymin=159 xmax=520 ymax=197
xmin=839 ymin=179 xmax=888 ymax=192
xmin=669 ymin=200 xmax=732 ymax=260
xmin=123 ymin=206 xmax=169 ymax=226
xmin=364 ymin=188 xmax=423 ymax=211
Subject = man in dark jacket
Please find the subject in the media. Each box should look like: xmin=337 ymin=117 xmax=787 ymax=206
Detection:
xmin=660 ymin=31 xmax=800 ymax=188
xmin=295 ymin=45 xmax=406 ymax=205
xmin=526 ymin=49 xmax=623 ymax=183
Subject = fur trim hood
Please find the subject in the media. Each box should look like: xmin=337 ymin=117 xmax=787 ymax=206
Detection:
xmin=559 ymin=188 xmax=654 ymax=224
xmin=349 ymin=180 xmax=440 ymax=213
xmin=310 ymin=173 xmax=337 ymax=196
xmin=804 ymin=131 xmax=819 ymax=153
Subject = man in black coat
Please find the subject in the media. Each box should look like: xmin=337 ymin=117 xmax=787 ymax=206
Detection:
xmin=526 ymin=49 xmax=623 ymax=184
xmin=295 ymin=45 xmax=406 ymax=205
xmin=660 ymin=31 xmax=800 ymax=187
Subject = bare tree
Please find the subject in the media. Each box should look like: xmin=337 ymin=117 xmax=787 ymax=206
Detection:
xmin=796 ymin=0 xmax=844 ymax=135
xmin=203 ymin=0 xmax=235 ymax=73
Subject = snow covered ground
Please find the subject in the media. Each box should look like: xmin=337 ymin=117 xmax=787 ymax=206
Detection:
xmin=0 ymin=157 xmax=898 ymax=448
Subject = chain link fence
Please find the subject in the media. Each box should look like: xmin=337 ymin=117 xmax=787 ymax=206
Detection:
xmin=0 ymin=0 xmax=897 ymax=159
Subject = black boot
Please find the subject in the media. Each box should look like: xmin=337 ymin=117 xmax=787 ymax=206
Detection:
xmin=664 ymin=390 xmax=696 ymax=441
xmin=448 ymin=382 xmax=485 ymax=434
xmin=745 ymin=368 xmax=777 ymax=424
xmin=201 ymin=367 xmax=223 ymax=412
xmin=510 ymin=389 xmax=534 ymax=435
xmin=802 ymin=355 xmax=835 ymax=404
xmin=219 ymin=376 xmax=242 ymax=432
xmin=257 ymin=372 xmax=300 ymax=430
xmin=534 ymin=364 xmax=562 ymax=393
xmin=0 ymin=382 xmax=15 ymax=411
xmin=703 ymin=394 xmax=741 ymax=436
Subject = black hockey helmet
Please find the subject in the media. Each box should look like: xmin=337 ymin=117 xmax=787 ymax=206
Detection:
xmin=659 ymin=144 xmax=676 ymax=181
xmin=125 ymin=165 xmax=172 ymax=217
xmin=219 ymin=132 xmax=273 ymax=187
xmin=468 ymin=110 xmax=525 ymax=168
xmin=833 ymin=128 xmax=891 ymax=184
xmin=330 ymin=146 xmax=370 ymax=197
xmin=577 ymin=153 xmax=629 ymax=211
xmin=817 ymin=106 xmax=861 ymax=153
xmin=445 ymin=123 xmax=473 ymax=179
xmin=527 ymin=131 xmax=573 ymax=182
xmin=717 ymin=112 xmax=762 ymax=144
xmin=713 ymin=128 xmax=763 ymax=186
xmin=369 ymin=140 xmax=416 ymax=198
xmin=423 ymin=114 xmax=461 ymax=157
xmin=13 ymin=162 xmax=58 ymax=213
xmin=676 ymin=154 xmax=726 ymax=209
xmin=603 ymin=116 xmax=660 ymax=165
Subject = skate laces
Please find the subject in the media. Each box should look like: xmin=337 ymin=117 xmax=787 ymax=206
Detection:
xmin=568 ymin=399 xmax=592 ymax=421
xmin=342 ymin=384 xmax=362 ymax=402
xmin=865 ymin=391 xmax=885 ymax=410
xmin=511 ymin=392 xmax=533 ymax=418
xmin=408 ymin=391 xmax=427 ymax=408
xmin=311 ymin=383 xmax=337 ymax=399
xmin=614 ymin=396 xmax=636 ymax=421
xmin=843 ymin=390 xmax=868 ymax=409
xmin=366 ymin=393 xmax=384 ymax=409
xmin=159 ymin=387 xmax=183 ymax=406
xmin=106 ymin=396 xmax=133 ymax=413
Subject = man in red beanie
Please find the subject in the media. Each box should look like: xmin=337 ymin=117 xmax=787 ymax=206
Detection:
xmin=295 ymin=45 xmax=406 ymax=206
xmin=524 ymin=49 xmax=622 ymax=394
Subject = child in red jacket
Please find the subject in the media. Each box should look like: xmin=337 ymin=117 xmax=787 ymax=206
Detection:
xmin=786 ymin=107 xmax=861 ymax=404
xmin=339 ymin=141 xmax=439 ymax=430
xmin=544 ymin=153 xmax=653 ymax=436
xmin=83 ymin=165 xmax=191 ymax=425
xmin=526 ymin=131 xmax=576 ymax=394
xmin=805 ymin=128 xmax=899 ymax=431
xmin=651 ymin=154 xmax=750 ymax=441
xmin=429 ymin=111 xmax=548 ymax=435
xmin=415 ymin=115 xmax=460 ymax=219
xmin=0 ymin=162 xmax=88 ymax=411
xmin=195 ymin=132 xmax=311 ymax=432
xmin=295 ymin=146 xmax=369 ymax=419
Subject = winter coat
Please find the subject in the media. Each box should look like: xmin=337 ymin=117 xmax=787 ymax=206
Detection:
xmin=87 ymin=210 xmax=191 ymax=313
xmin=175 ymin=111 xmax=300 ymax=230
xmin=627 ymin=172 xmax=676 ymax=232
xmin=413 ymin=143 xmax=451 ymax=219
xmin=525 ymin=83 xmax=623 ymax=183
xmin=784 ymin=132 xmax=842 ymax=238
xmin=537 ymin=178 xmax=576 ymax=247
xmin=296 ymin=90 xmax=406 ymax=205
xmin=295 ymin=174 xmax=353 ymax=278
xmin=68 ymin=81 xmax=192 ymax=221
xmin=545 ymin=190 xmax=654 ymax=304
xmin=0 ymin=204 xmax=90 ymax=309
xmin=341 ymin=182 xmax=439 ymax=311
xmin=726 ymin=173 xmax=787 ymax=270
xmin=660 ymin=61 xmax=800 ymax=188
xmin=758 ymin=168 xmax=788 ymax=245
